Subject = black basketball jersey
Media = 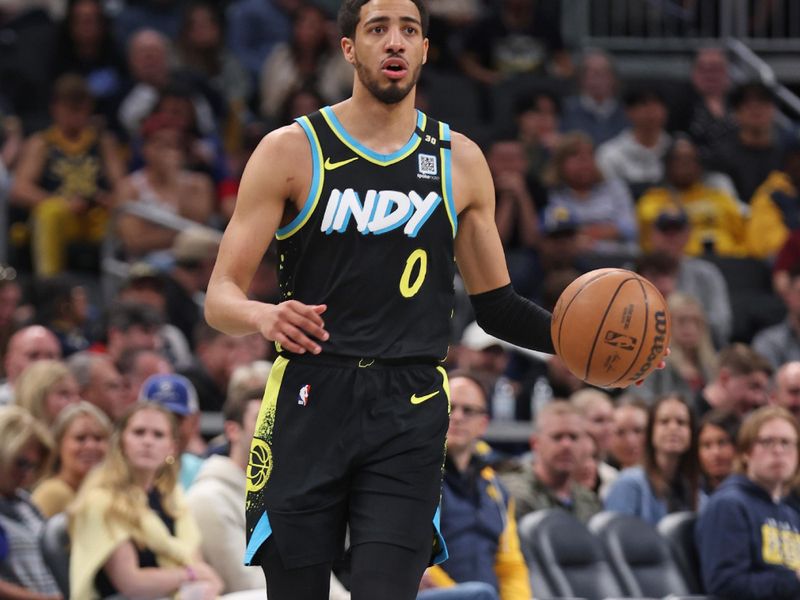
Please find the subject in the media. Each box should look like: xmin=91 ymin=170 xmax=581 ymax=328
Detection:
xmin=275 ymin=106 xmax=457 ymax=360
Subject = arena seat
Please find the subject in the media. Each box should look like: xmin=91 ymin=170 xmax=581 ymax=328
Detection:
xmin=517 ymin=508 xmax=625 ymax=600
xmin=589 ymin=511 xmax=695 ymax=598
xmin=657 ymin=511 xmax=704 ymax=594
xmin=39 ymin=512 xmax=70 ymax=597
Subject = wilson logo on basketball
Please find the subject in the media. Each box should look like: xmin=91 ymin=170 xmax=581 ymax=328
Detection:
xmin=627 ymin=311 xmax=669 ymax=382
xmin=604 ymin=331 xmax=637 ymax=351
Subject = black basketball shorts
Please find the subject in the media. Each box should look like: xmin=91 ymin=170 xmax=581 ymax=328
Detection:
xmin=243 ymin=354 xmax=451 ymax=569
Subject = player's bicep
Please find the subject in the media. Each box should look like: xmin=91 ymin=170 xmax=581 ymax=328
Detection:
xmin=212 ymin=128 xmax=305 ymax=292
xmin=451 ymin=133 xmax=511 ymax=294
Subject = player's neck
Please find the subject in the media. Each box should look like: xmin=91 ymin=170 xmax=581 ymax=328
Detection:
xmin=333 ymin=92 xmax=419 ymax=154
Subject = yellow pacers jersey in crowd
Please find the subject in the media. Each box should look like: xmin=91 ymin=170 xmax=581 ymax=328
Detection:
xmin=747 ymin=170 xmax=798 ymax=259
xmin=637 ymin=183 xmax=747 ymax=257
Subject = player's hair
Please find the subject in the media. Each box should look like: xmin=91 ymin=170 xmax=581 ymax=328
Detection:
xmin=338 ymin=0 xmax=430 ymax=38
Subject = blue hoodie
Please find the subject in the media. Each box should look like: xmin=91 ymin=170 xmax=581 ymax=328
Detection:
xmin=696 ymin=474 xmax=800 ymax=599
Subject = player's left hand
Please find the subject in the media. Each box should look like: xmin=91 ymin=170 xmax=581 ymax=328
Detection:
xmin=634 ymin=348 xmax=670 ymax=387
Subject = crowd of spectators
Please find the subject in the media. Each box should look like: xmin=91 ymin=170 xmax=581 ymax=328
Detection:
xmin=2 ymin=0 xmax=800 ymax=599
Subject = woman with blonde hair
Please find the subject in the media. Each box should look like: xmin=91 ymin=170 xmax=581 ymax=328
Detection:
xmin=0 ymin=406 xmax=60 ymax=599
xmin=32 ymin=401 xmax=112 ymax=518
xmin=69 ymin=402 xmax=222 ymax=599
xmin=14 ymin=359 xmax=81 ymax=424
xmin=542 ymin=131 xmax=638 ymax=255
xmin=638 ymin=292 xmax=717 ymax=404
xmin=697 ymin=406 xmax=800 ymax=599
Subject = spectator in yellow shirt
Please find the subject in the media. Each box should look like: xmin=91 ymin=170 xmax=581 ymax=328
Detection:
xmin=747 ymin=145 xmax=800 ymax=259
xmin=638 ymin=136 xmax=747 ymax=257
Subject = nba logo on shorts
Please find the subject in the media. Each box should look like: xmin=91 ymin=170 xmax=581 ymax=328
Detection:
xmin=298 ymin=384 xmax=311 ymax=406
xmin=418 ymin=154 xmax=437 ymax=176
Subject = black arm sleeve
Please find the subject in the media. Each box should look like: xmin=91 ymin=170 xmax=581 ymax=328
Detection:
xmin=469 ymin=284 xmax=555 ymax=355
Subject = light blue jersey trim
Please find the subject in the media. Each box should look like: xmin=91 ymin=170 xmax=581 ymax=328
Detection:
xmin=321 ymin=106 xmax=424 ymax=165
xmin=439 ymin=122 xmax=457 ymax=237
xmin=276 ymin=116 xmax=323 ymax=239
xmin=432 ymin=504 xmax=449 ymax=564
xmin=244 ymin=512 xmax=273 ymax=565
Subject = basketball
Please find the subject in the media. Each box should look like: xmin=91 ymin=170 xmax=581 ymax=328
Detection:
xmin=551 ymin=268 xmax=671 ymax=388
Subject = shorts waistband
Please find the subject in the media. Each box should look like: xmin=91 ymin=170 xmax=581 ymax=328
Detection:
xmin=278 ymin=352 xmax=439 ymax=369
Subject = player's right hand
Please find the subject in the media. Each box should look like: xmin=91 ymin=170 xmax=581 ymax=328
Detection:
xmin=258 ymin=300 xmax=329 ymax=354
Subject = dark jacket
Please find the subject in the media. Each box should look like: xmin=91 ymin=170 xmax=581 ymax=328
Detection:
xmin=696 ymin=474 xmax=800 ymax=599
xmin=430 ymin=450 xmax=531 ymax=599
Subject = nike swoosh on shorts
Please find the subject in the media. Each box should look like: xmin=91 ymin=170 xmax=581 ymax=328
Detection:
xmin=410 ymin=390 xmax=440 ymax=405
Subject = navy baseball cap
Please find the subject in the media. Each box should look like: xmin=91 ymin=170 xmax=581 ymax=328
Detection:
xmin=139 ymin=374 xmax=199 ymax=416
xmin=654 ymin=206 xmax=689 ymax=231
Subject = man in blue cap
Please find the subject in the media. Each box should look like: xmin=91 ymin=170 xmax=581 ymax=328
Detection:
xmin=139 ymin=373 xmax=204 ymax=488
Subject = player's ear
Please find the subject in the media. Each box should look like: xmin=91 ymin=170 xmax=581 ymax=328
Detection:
xmin=341 ymin=36 xmax=356 ymax=65
xmin=422 ymin=36 xmax=429 ymax=65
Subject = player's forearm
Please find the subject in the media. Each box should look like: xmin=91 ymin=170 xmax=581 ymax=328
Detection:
xmin=470 ymin=284 xmax=555 ymax=354
xmin=205 ymin=280 xmax=267 ymax=336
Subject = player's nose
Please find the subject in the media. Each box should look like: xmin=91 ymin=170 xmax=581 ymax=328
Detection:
xmin=385 ymin=26 xmax=405 ymax=52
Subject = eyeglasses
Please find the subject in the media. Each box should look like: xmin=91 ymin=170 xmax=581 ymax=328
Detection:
xmin=451 ymin=404 xmax=488 ymax=418
xmin=14 ymin=456 xmax=39 ymax=472
xmin=755 ymin=437 xmax=798 ymax=452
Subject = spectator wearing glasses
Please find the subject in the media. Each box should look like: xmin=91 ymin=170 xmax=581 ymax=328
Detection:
xmin=501 ymin=401 xmax=602 ymax=523
xmin=0 ymin=405 xmax=59 ymax=599
xmin=697 ymin=406 xmax=800 ymax=600
xmin=421 ymin=372 xmax=531 ymax=599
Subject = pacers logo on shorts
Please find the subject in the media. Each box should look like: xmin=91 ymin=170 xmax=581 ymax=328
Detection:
xmin=246 ymin=438 xmax=273 ymax=493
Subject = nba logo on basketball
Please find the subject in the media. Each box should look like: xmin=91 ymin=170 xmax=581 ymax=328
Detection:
xmin=298 ymin=384 xmax=311 ymax=406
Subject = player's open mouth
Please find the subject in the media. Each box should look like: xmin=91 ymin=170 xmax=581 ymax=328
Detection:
xmin=382 ymin=58 xmax=408 ymax=79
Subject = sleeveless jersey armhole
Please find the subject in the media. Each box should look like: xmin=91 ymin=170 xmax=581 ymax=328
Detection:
xmin=276 ymin=116 xmax=325 ymax=240
xmin=438 ymin=122 xmax=457 ymax=238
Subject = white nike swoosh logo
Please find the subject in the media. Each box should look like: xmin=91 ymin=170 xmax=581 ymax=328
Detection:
xmin=411 ymin=390 xmax=440 ymax=405
xmin=324 ymin=156 xmax=359 ymax=171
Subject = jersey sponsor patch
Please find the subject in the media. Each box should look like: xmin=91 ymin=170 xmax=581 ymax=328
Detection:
xmin=320 ymin=188 xmax=442 ymax=237
xmin=418 ymin=154 xmax=438 ymax=176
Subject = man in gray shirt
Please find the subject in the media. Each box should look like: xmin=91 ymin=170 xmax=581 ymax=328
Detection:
xmin=649 ymin=208 xmax=732 ymax=347
xmin=752 ymin=268 xmax=800 ymax=368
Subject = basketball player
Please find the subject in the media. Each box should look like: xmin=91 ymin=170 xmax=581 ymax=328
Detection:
xmin=205 ymin=1 xmax=611 ymax=598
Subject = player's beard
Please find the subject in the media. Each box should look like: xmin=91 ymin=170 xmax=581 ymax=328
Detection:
xmin=354 ymin=56 xmax=421 ymax=105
